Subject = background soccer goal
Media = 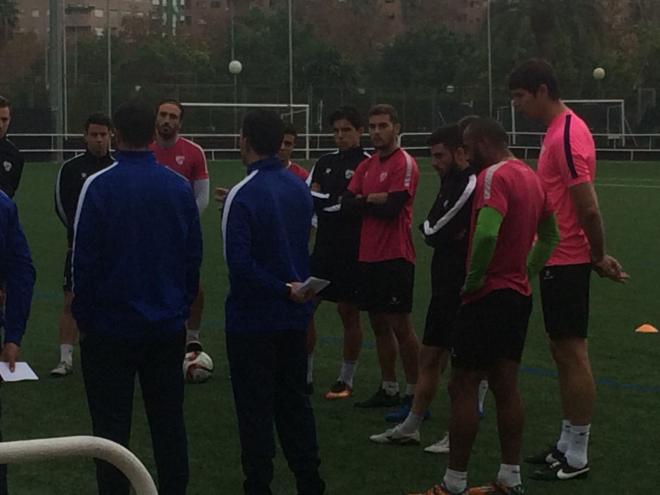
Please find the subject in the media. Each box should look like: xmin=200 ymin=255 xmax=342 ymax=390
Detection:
xmin=181 ymin=102 xmax=311 ymax=160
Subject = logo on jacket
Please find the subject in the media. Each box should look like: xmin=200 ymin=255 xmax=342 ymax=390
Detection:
xmin=379 ymin=172 xmax=388 ymax=182
xmin=325 ymin=168 xmax=332 ymax=175
xmin=3 ymin=161 xmax=11 ymax=172
xmin=81 ymin=172 xmax=88 ymax=179
xmin=345 ymin=169 xmax=355 ymax=180
xmin=176 ymin=155 xmax=185 ymax=166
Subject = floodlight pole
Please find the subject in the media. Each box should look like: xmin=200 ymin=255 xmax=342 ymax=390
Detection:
xmin=48 ymin=0 xmax=64 ymax=162
xmin=230 ymin=0 xmax=238 ymax=146
xmin=106 ymin=0 xmax=112 ymax=117
xmin=487 ymin=0 xmax=493 ymax=118
xmin=288 ymin=0 xmax=294 ymax=122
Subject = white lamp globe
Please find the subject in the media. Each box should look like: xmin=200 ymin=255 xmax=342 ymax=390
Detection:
xmin=229 ymin=60 xmax=243 ymax=75
xmin=593 ymin=67 xmax=606 ymax=80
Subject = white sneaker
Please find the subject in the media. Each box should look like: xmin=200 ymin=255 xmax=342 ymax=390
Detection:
xmin=369 ymin=425 xmax=420 ymax=445
xmin=424 ymin=432 xmax=450 ymax=454
xmin=50 ymin=361 xmax=73 ymax=377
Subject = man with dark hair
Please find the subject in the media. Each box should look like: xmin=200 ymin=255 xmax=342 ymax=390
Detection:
xmin=410 ymin=118 xmax=559 ymax=495
xmin=0 ymin=171 xmax=36 ymax=495
xmin=0 ymin=96 xmax=24 ymax=198
xmin=73 ymin=100 xmax=201 ymax=495
xmin=51 ymin=112 xmax=114 ymax=377
xmin=307 ymin=106 xmax=369 ymax=400
xmin=370 ymin=123 xmax=476 ymax=450
xmin=279 ymin=123 xmax=309 ymax=181
xmin=223 ymin=109 xmax=325 ymax=495
xmin=343 ymin=103 xmax=420 ymax=409
xmin=509 ymin=59 xmax=628 ymax=481
xmin=151 ymin=98 xmax=209 ymax=355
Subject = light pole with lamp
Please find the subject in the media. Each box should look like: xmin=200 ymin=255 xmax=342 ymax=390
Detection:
xmin=487 ymin=0 xmax=493 ymax=117
xmin=288 ymin=0 xmax=294 ymax=122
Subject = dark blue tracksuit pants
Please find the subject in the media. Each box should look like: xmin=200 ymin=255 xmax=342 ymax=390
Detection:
xmin=226 ymin=329 xmax=325 ymax=495
xmin=80 ymin=330 xmax=188 ymax=495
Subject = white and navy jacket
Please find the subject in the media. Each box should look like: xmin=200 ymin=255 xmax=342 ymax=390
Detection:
xmin=222 ymin=156 xmax=314 ymax=333
xmin=71 ymin=151 xmax=202 ymax=339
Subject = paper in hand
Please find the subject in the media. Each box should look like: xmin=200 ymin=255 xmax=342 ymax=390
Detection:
xmin=296 ymin=277 xmax=331 ymax=295
xmin=0 ymin=362 xmax=39 ymax=382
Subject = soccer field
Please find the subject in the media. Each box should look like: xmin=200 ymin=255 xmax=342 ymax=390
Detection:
xmin=4 ymin=159 xmax=659 ymax=494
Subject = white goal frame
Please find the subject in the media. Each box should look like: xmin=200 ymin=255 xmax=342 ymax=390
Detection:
xmin=181 ymin=102 xmax=311 ymax=160
xmin=510 ymin=99 xmax=626 ymax=146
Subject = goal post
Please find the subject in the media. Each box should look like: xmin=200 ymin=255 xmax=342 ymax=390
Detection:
xmin=510 ymin=99 xmax=626 ymax=147
xmin=181 ymin=102 xmax=311 ymax=160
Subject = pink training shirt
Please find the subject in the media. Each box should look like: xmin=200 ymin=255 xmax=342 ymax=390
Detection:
xmin=537 ymin=110 xmax=596 ymax=266
xmin=348 ymin=148 xmax=419 ymax=264
xmin=150 ymin=137 xmax=209 ymax=183
xmin=463 ymin=159 xmax=553 ymax=304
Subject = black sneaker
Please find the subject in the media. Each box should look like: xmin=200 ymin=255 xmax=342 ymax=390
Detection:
xmin=524 ymin=445 xmax=565 ymax=465
xmin=530 ymin=459 xmax=589 ymax=481
xmin=354 ymin=388 xmax=400 ymax=408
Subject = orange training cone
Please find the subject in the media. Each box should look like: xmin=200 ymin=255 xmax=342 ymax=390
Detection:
xmin=635 ymin=323 xmax=659 ymax=334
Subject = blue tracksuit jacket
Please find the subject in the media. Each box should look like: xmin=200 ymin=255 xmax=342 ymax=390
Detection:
xmin=71 ymin=151 xmax=202 ymax=339
xmin=0 ymin=192 xmax=35 ymax=345
xmin=222 ymin=156 xmax=313 ymax=333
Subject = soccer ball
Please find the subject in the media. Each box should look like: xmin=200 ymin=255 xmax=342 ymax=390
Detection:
xmin=183 ymin=351 xmax=214 ymax=384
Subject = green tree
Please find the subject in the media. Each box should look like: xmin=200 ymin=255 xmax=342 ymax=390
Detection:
xmin=0 ymin=0 xmax=18 ymax=46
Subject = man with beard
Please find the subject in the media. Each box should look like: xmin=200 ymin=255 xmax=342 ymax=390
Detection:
xmin=410 ymin=118 xmax=559 ymax=495
xmin=51 ymin=112 xmax=114 ymax=377
xmin=370 ymin=122 xmax=476 ymax=449
xmin=343 ymin=104 xmax=420 ymax=409
xmin=151 ymin=99 xmax=209 ymax=354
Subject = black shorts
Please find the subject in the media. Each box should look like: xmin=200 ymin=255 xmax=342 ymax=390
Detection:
xmin=451 ymin=289 xmax=532 ymax=370
xmin=63 ymin=248 xmax=73 ymax=292
xmin=358 ymin=259 xmax=414 ymax=314
xmin=539 ymin=263 xmax=591 ymax=340
xmin=310 ymin=251 xmax=359 ymax=304
xmin=422 ymin=288 xmax=461 ymax=348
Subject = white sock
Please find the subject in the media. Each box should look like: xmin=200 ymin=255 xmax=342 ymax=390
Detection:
xmin=398 ymin=411 xmax=424 ymax=435
xmin=338 ymin=360 xmax=356 ymax=387
xmin=556 ymin=419 xmax=571 ymax=454
xmin=60 ymin=344 xmax=73 ymax=365
xmin=405 ymin=383 xmax=416 ymax=397
xmin=443 ymin=468 xmax=467 ymax=494
xmin=306 ymin=354 xmax=314 ymax=384
xmin=186 ymin=328 xmax=200 ymax=343
xmin=566 ymin=423 xmax=590 ymax=468
xmin=478 ymin=380 xmax=488 ymax=411
xmin=382 ymin=381 xmax=399 ymax=396
xmin=497 ymin=464 xmax=521 ymax=488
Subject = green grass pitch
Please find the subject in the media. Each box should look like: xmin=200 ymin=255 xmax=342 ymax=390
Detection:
xmin=4 ymin=159 xmax=659 ymax=493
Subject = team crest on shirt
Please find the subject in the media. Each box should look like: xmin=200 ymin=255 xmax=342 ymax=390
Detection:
xmin=3 ymin=161 xmax=11 ymax=172
xmin=345 ymin=169 xmax=355 ymax=180
xmin=176 ymin=155 xmax=185 ymax=166
xmin=379 ymin=172 xmax=388 ymax=182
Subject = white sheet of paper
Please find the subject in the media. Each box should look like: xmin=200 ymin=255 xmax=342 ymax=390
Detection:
xmin=296 ymin=276 xmax=331 ymax=295
xmin=0 ymin=362 xmax=39 ymax=382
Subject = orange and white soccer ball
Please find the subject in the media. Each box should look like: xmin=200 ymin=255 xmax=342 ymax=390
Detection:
xmin=183 ymin=351 xmax=214 ymax=384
